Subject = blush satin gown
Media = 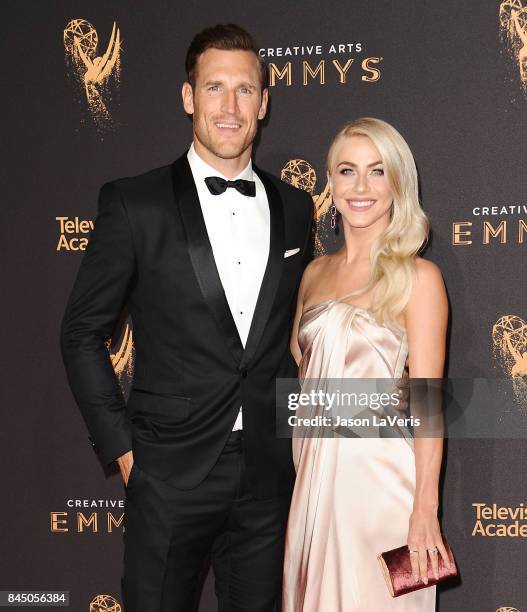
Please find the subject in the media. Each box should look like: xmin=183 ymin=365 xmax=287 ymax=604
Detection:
xmin=282 ymin=296 xmax=435 ymax=611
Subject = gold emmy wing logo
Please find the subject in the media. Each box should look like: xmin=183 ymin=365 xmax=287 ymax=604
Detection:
xmin=499 ymin=0 xmax=527 ymax=91
xmin=281 ymin=159 xmax=333 ymax=254
xmin=89 ymin=594 xmax=121 ymax=612
xmin=492 ymin=314 xmax=527 ymax=403
xmin=496 ymin=607 xmax=520 ymax=612
xmin=105 ymin=319 xmax=134 ymax=389
xmin=64 ymin=19 xmax=122 ymax=128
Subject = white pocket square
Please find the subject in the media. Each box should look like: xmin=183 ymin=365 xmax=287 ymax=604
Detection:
xmin=284 ymin=248 xmax=300 ymax=258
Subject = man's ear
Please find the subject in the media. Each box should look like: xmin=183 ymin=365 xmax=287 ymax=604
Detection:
xmin=182 ymin=81 xmax=194 ymax=115
xmin=258 ymin=87 xmax=269 ymax=120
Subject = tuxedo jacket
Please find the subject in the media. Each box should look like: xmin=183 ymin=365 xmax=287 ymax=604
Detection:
xmin=60 ymin=152 xmax=313 ymax=498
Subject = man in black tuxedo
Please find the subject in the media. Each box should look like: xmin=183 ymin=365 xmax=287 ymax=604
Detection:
xmin=61 ymin=23 xmax=313 ymax=612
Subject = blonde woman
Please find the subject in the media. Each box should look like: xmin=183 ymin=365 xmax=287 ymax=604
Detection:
xmin=282 ymin=118 xmax=449 ymax=611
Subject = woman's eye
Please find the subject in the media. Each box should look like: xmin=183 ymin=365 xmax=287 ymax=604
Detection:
xmin=340 ymin=168 xmax=354 ymax=175
xmin=371 ymin=168 xmax=384 ymax=175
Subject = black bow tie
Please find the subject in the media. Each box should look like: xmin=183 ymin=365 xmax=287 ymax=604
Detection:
xmin=205 ymin=176 xmax=256 ymax=197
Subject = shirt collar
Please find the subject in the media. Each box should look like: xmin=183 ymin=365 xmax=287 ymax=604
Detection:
xmin=187 ymin=142 xmax=254 ymax=183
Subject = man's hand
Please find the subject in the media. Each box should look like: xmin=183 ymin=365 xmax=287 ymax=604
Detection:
xmin=116 ymin=450 xmax=134 ymax=485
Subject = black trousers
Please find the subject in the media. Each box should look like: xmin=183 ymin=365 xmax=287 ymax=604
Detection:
xmin=122 ymin=431 xmax=292 ymax=611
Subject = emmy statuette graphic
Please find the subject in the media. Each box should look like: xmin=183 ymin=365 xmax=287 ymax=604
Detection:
xmin=64 ymin=19 xmax=122 ymax=129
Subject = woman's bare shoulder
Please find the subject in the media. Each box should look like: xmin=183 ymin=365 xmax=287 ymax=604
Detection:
xmin=406 ymin=257 xmax=448 ymax=315
xmin=298 ymin=254 xmax=332 ymax=302
xmin=302 ymin=254 xmax=333 ymax=285
xmin=413 ymin=257 xmax=445 ymax=288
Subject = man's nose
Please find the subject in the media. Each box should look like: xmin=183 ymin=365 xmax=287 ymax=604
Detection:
xmin=221 ymin=89 xmax=239 ymax=115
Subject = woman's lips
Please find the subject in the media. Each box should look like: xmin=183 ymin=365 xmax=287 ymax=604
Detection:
xmin=346 ymin=199 xmax=376 ymax=212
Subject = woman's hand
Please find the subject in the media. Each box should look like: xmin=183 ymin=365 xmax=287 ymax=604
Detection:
xmin=407 ymin=507 xmax=450 ymax=584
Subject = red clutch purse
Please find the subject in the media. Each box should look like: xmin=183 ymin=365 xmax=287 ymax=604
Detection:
xmin=377 ymin=537 xmax=458 ymax=597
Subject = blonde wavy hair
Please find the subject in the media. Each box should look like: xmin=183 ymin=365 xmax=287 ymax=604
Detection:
xmin=326 ymin=117 xmax=429 ymax=325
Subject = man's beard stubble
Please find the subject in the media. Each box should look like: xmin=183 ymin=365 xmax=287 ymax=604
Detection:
xmin=194 ymin=120 xmax=256 ymax=161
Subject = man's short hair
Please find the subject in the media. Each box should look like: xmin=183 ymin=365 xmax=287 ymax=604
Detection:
xmin=185 ymin=24 xmax=268 ymax=89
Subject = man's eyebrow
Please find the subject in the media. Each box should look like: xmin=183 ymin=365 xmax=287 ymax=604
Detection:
xmin=202 ymin=79 xmax=257 ymax=88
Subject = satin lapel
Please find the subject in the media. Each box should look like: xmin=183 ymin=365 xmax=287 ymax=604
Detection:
xmin=171 ymin=154 xmax=244 ymax=365
xmin=240 ymin=167 xmax=285 ymax=370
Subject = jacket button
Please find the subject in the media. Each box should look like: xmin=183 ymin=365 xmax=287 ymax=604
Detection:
xmin=241 ymin=370 xmax=248 ymax=379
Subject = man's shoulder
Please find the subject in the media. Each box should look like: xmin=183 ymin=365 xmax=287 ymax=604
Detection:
xmin=95 ymin=161 xmax=179 ymax=221
xmin=99 ymin=155 xmax=189 ymax=213
xmin=109 ymin=161 xmax=175 ymax=196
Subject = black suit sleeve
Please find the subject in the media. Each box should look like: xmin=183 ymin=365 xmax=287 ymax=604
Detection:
xmin=300 ymin=190 xmax=315 ymax=266
xmin=60 ymin=182 xmax=136 ymax=467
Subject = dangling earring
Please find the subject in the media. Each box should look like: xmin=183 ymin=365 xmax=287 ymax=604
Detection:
xmin=330 ymin=202 xmax=337 ymax=229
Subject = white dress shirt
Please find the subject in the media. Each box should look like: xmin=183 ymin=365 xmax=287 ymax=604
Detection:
xmin=187 ymin=143 xmax=270 ymax=430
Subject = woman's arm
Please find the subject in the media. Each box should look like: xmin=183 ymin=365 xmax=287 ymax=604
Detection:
xmin=404 ymin=257 xmax=450 ymax=584
xmin=290 ymin=266 xmax=310 ymax=366
xmin=290 ymin=256 xmax=322 ymax=365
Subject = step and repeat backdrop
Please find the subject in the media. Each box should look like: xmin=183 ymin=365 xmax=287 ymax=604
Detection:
xmin=2 ymin=1 xmax=527 ymax=610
